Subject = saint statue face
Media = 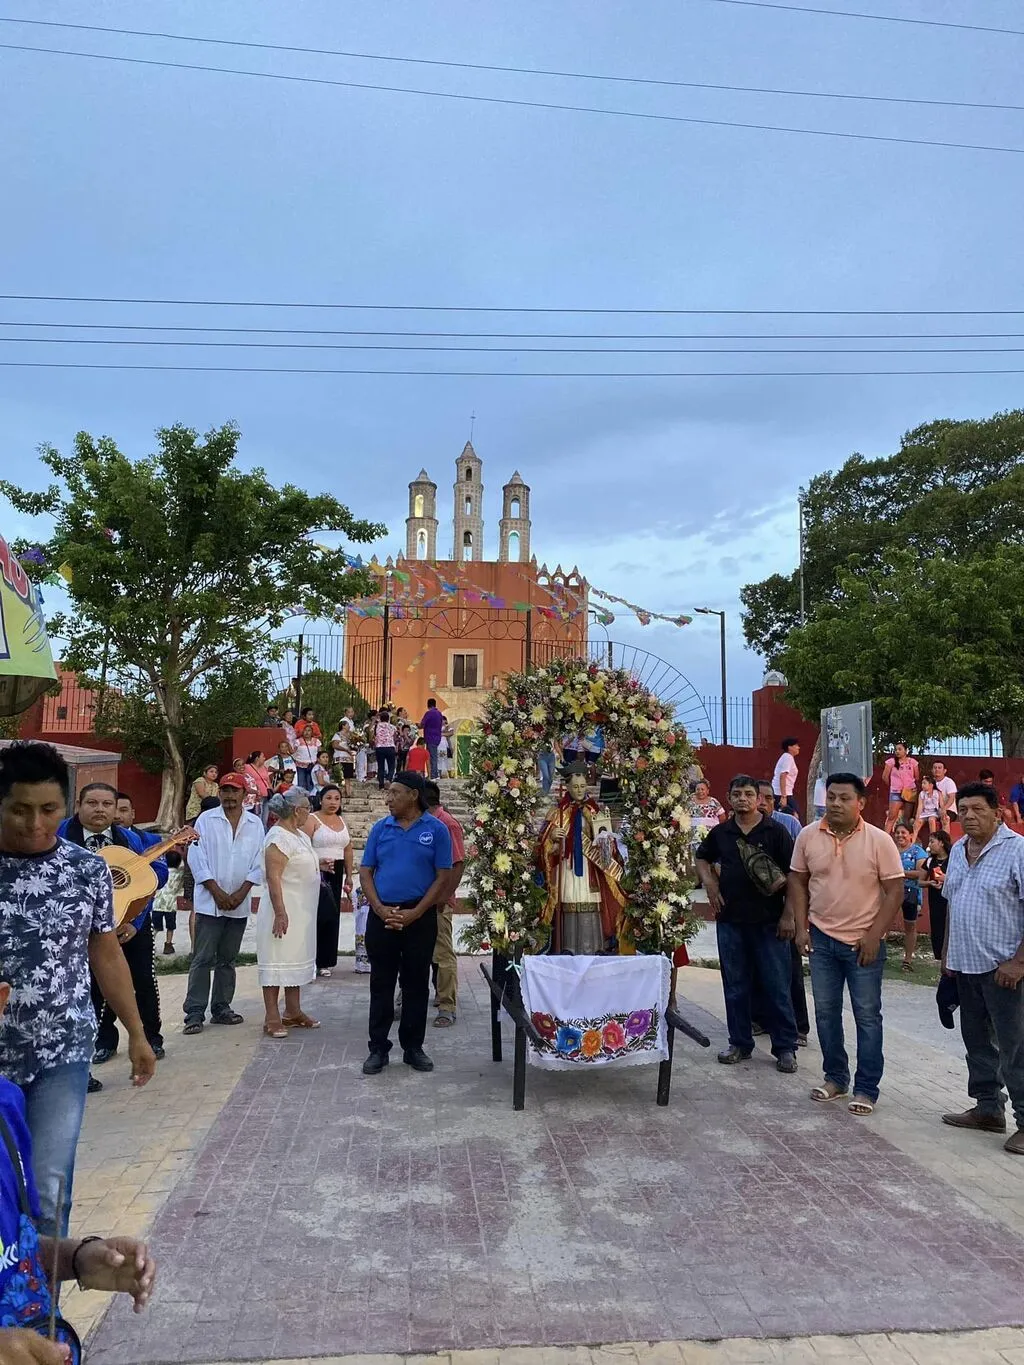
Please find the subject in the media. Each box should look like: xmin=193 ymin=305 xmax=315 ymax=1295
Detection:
xmin=566 ymin=773 xmax=588 ymax=803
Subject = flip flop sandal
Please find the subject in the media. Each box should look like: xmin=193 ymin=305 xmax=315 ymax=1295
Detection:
xmin=901 ymin=961 xmax=915 ymax=973
xmin=848 ymin=1096 xmax=875 ymax=1116
xmin=282 ymin=1013 xmax=321 ymax=1029
xmin=810 ymin=1083 xmax=849 ymax=1103
xmin=263 ymin=1022 xmax=288 ymax=1039
xmin=182 ymin=1022 xmax=204 ymax=1036
xmin=433 ymin=1012 xmax=456 ymax=1028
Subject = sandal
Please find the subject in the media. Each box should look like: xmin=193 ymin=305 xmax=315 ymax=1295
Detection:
xmin=318 ymin=969 xmax=333 ymax=979
xmin=282 ymin=1013 xmax=321 ymax=1029
xmin=810 ymin=1082 xmax=849 ymax=1103
xmin=848 ymin=1095 xmax=875 ymax=1116
xmin=263 ymin=1021 xmax=288 ymax=1039
xmin=433 ymin=1012 xmax=456 ymax=1028
xmin=182 ymin=1022 xmax=204 ymax=1036
xmin=901 ymin=960 xmax=914 ymax=973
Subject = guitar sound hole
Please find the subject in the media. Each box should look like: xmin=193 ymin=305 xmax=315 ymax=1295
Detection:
xmin=109 ymin=868 xmax=130 ymax=889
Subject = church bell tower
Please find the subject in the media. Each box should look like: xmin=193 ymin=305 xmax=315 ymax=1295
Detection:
xmin=452 ymin=441 xmax=484 ymax=561
xmin=405 ymin=469 xmax=438 ymax=561
xmin=499 ymin=471 xmax=531 ymax=563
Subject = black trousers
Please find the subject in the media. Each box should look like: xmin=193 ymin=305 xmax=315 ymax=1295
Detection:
xmin=366 ymin=905 xmax=438 ymax=1054
xmin=752 ymin=939 xmax=810 ymax=1036
xmin=316 ymin=868 xmax=342 ymax=971
xmin=92 ymin=918 xmax=163 ymax=1051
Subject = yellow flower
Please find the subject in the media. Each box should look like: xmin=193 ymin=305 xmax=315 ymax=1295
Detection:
xmin=530 ymin=706 xmax=546 ymax=724
xmin=654 ymin=899 xmax=672 ymax=921
xmin=651 ymin=864 xmax=674 ymax=881
xmin=490 ymin=909 xmax=507 ymax=933
xmin=484 ymin=780 xmax=500 ymax=798
xmin=475 ymin=804 xmax=492 ymax=821
xmin=494 ymin=852 xmax=512 ymax=873
xmin=650 ymin=746 xmax=669 ymax=764
xmin=501 ymin=720 xmax=515 ymax=735
xmin=667 ymin=783 xmax=682 ymax=798
xmin=501 ymin=757 xmax=517 ymax=773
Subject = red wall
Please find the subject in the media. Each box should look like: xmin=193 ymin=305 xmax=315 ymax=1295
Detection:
xmin=15 ymin=729 xmax=163 ymax=821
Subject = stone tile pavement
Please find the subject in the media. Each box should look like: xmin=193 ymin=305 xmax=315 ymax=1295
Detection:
xmin=70 ymin=956 xmax=1024 ymax=1365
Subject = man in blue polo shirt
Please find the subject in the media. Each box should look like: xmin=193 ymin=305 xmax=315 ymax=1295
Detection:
xmin=359 ymin=772 xmax=452 ymax=1076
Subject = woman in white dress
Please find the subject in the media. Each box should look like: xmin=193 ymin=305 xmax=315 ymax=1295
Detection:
xmin=259 ymin=788 xmax=321 ymax=1037
xmin=303 ymin=785 xmax=354 ymax=978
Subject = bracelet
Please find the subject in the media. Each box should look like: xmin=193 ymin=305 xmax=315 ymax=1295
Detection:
xmin=71 ymin=1235 xmax=105 ymax=1288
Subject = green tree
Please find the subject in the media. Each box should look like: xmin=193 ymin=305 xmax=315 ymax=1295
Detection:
xmin=1 ymin=423 xmax=383 ymax=823
xmin=740 ymin=409 xmax=1024 ymax=752
xmin=274 ymin=666 xmax=370 ymax=731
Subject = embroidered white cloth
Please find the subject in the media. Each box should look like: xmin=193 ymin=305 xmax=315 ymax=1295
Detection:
xmin=520 ymin=954 xmax=670 ymax=1070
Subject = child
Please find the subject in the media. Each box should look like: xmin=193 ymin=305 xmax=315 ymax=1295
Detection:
xmin=0 ymin=981 xmax=156 ymax=1362
xmin=913 ymin=774 xmax=942 ymax=846
xmin=152 ymin=853 xmax=183 ymax=955
xmin=353 ymin=889 xmax=371 ymax=973
xmin=437 ymin=732 xmax=451 ymax=779
xmin=405 ymin=736 xmax=430 ymax=776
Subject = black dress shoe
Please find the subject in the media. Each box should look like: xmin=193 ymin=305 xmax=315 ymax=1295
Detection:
xmin=92 ymin=1047 xmax=117 ymax=1065
xmin=717 ymin=1046 xmax=753 ymax=1065
xmin=152 ymin=1045 xmax=166 ymax=1060
xmin=403 ymin=1048 xmax=434 ymax=1072
xmin=87 ymin=1074 xmax=103 ymax=1094
xmin=362 ymin=1050 xmax=390 ymax=1075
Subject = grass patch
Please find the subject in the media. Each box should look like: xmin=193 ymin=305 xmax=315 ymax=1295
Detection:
xmin=692 ymin=938 xmax=941 ymax=989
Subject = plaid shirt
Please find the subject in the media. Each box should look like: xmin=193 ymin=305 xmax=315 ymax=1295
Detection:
xmin=944 ymin=823 xmax=1024 ymax=974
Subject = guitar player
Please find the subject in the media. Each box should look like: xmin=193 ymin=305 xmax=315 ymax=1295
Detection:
xmin=59 ymin=785 xmax=168 ymax=1088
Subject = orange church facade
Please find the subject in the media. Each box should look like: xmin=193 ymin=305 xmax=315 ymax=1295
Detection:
xmin=342 ymin=442 xmax=589 ymax=727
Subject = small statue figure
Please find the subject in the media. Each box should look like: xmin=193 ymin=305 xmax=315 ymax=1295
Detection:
xmin=536 ymin=764 xmax=628 ymax=954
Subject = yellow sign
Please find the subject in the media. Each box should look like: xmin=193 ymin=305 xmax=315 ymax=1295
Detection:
xmin=0 ymin=533 xmax=57 ymax=717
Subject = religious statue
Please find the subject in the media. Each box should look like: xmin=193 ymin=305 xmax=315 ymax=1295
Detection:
xmin=536 ymin=765 xmax=628 ymax=954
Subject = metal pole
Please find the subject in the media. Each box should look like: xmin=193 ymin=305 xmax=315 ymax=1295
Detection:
xmin=381 ymin=605 xmax=390 ymax=706
xmin=294 ymin=633 xmax=304 ymax=715
xmin=525 ymin=607 xmax=533 ymax=671
xmin=607 ymin=638 xmax=613 ymax=671
xmin=798 ymin=494 xmax=807 ymax=625
xmin=720 ymin=612 xmax=728 ymax=746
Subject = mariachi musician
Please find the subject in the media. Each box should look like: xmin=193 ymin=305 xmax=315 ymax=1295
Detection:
xmin=59 ymin=783 xmax=167 ymax=1089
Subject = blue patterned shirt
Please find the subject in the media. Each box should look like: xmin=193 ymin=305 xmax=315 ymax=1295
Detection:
xmin=944 ymin=824 xmax=1024 ymax=974
xmin=0 ymin=839 xmax=115 ymax=1086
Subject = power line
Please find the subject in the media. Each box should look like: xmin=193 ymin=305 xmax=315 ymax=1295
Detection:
xmin=0 ymin=15 xmax=1016 ymax=113
xmin=5 ymin=320 xmax=1023 ymax=340
xmin=3 ymin=335 xmax=1024 ymax=355
xmin=1 ymin=360 xmax=1022 ymax=378
xmin=707 ymin=0 xmax=1024 ymax=37
xmin=4 ymin=293 xmax=1024 ymax=316
xmin=2 ymin=41 xmax=1022 ymax=156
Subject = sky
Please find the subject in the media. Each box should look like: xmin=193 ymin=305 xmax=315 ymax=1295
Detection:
xmin=2 ymin=0 xmax=1023 ymax=738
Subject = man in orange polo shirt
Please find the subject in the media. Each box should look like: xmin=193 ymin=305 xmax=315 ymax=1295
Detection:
xmin=790 ymin=771 xmax=904 ymax=1117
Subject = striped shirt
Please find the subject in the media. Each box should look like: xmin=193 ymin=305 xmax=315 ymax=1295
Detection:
xmin=944 ymin=824 xmax=1024 ymax=974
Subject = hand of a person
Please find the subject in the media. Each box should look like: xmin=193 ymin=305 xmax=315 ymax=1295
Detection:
xmin=385 ymin=908 xmax=410 ymax=930
xmin=373 ymin=903 xmax=394 ymax=924
xmin=776 ymin=913 xmax=796 ymax=942
xmin=705 ymin=885 xmax=724 ymax=918
xmin=856 ymin=930 xmax=882 ymax=967
xmin=272 ymin=911 xmax=289 ymax=938
xmin=319 ymin=860 xmax=335 ymax=873
xmin=343 ymin=876 xmax=354 ymax=896
xmin=0 ymin=1326 xmax=71 ymax=1365
xmin=116 ymin=924 xmax=137 ymax=945
xmin=128 ymin=1033 xmax=156 ymax=1088
xmin=210 ymin=885 xmax=232 ymax=912
xmin=795 ymin=926 xmax=811 ymax=956
xmin=250 ymin=897 xmax=260 ymax=916
xmin=994 ymin=957 xmax=1024 ymax=989
xmin=74 ymin=1235 xmax=156 ymax=1312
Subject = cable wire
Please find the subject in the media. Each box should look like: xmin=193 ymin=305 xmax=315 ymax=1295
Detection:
xmin=707 ymin=0 xmax=1024 ymax=37
xmin=0 ymin=15 xmax=1018 ymax=113
xmin=2 ymin=335 xmax=1023 ymax=354
xmin=2 ymin=41 xmax=1022 ymax=155
xmin=1 ymin=361 xmax=1022 ymax=377
xmin=3 ymin=294 xmax=1024 ymax=316
xmin=4 ymin=320 xmax=1023 ymax=339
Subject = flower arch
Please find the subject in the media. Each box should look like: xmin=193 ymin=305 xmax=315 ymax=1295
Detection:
xmin=462 ymin=658 xmax=700 ymax=958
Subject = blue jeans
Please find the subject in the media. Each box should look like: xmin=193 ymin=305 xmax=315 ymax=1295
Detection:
xmin=716 ymin=920 xmax=799 ymax=1056
xmin=426 ymin=742 xmax=439 ymax=779
xmin=809 ymin=924 xmax=886 ymax=1102
xmin=538 ymin=751 xmax=556 ymax=794
xmin=21 ymin=1059 xmax=91 ymax=1236
xmin=376 ymin=747 xmax=396 ymax=789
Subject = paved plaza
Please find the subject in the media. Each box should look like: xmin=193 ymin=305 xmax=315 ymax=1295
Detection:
xmin=66 ymin=952 xmax=1024 ymax=1365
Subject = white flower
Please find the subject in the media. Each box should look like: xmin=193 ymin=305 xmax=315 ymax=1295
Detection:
xmin=668 ymin=783 xmax=682 ymax=798
xmin=480 ymin=876 xmax=494 ymax=891
xmin=475 ymin=805 xmax=492 ymax=821
xmin=513 ymin=901 xmax=523 ymax=911
xmin=484 ymin=780 xmax=500 ymax=797
xmin=501 ymin=720 xmax=515 ymax=735
xmin=550 ymin=685 xmax=563 ymax=697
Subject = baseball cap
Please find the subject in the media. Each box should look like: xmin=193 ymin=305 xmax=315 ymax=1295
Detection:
xmin=218 ymin=773 xmax=246 ymax=790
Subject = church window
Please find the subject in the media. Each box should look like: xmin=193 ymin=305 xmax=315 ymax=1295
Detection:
xmin=510 ymin=497 xmax=520 ymax=519
xmin=452 ymin=653 xmax=480 ymax=688
xmin=413 ymin=493 xmax=424 ymax=518
xmin=416 ymin=529 xmax=427 ymax=559
xmin=465 ymin=496 xmax=472 ymax=516
xmin=507 ymin=530 xmax=521 ymax=562
xmin=462 ymin=530 xmax=473 ymax=560
xmin=465 ymin=467 xmax=473 ymax=481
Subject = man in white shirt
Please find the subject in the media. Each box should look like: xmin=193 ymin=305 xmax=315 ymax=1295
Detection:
xmin=182 ymin=774 xmax=263 ymax=1035
xmin=932 ymin=761 xmax=958 ymax=831
xmin=772 ymin=738 xmax=801 ymax=816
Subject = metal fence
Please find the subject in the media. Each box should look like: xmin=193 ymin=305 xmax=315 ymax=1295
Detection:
xmin=699 ymin=696 xmax=1006 ymax=757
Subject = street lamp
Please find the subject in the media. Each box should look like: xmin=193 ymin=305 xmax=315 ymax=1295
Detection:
xmin=694 ymin=608 xmax=728 ymax=745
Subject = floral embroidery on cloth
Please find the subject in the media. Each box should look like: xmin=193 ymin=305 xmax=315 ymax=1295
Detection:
xmin=531 ymin=1006 xmax=660 ymax=1060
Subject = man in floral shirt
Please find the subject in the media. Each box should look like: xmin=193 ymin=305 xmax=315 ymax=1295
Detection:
xmin=0 ymin=743 xmax=155 ymax=1237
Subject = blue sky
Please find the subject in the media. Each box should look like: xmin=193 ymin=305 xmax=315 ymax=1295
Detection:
xmin=2 ymin=0 xmax=1023 ymax=731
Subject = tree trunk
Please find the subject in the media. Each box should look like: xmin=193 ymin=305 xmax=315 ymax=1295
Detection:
xmin=804 ymin=731 xmax=822 ymax=823
xmin=999 ymin=719 xmax=1024 ymax=758
xmin=155 ymin=685 xmax=187 ymax=829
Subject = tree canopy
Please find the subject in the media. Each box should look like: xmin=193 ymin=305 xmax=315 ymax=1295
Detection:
xmin=274 ymin=667 xmax=370 ymax=730
xmin=1 ymin=422 xmax=384 ymax=821
xmin=740 ymin=409 xmax=1024 ymax=754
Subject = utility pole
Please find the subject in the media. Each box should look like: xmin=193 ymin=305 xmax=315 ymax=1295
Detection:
xmin=695 ymin=608 xmax=728 ymax=745
xmin=798 ymin=492 xmax=807 ymax=625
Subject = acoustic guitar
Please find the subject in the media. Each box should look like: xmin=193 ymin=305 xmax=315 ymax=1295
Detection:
xmin=100 ymin=828 xmax=199 ymax=926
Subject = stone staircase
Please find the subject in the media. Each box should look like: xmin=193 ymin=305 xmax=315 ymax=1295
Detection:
xmin=343 ymin=778 xmax=475 ymax=866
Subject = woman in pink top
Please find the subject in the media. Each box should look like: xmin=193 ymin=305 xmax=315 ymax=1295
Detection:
xmin=883 ymin=743 xmax=920 ymax=834
xmin=373 ymin=708 xmax=398 ymax=790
